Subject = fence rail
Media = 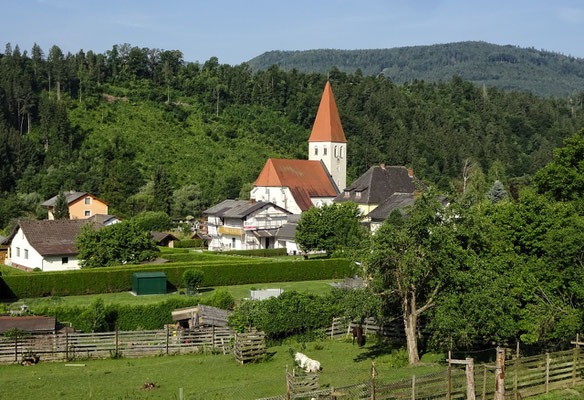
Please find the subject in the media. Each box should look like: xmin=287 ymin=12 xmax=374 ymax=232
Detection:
xmin=0 ymin=326 xmax=234 ymax=363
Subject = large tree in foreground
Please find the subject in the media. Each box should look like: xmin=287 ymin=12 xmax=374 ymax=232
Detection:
xmin=77 ymin=221 xmax=158 ymax=268
xmin=363 ymin=194 xmax=463 ymax=365
xmin=295 ymin=202 xmax=366 ymax=257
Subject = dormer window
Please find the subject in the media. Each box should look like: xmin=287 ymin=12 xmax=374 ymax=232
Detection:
xmin=355 ymin=191 xmax=362 ymax=199
xmin=344 ymin=191 xmax=350 ymax=198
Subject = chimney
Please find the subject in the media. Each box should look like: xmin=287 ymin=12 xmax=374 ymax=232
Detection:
xmin=249 ymin=199 xmax=256 ymax=205
xmin=407 ymin=168 xmax=414 ymax=178
xmin=380 ymin=163 xmax=385 ymax=169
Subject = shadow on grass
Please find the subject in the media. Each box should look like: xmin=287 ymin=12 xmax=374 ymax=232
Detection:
xmin=353 ymin=340 xmax=399 ymax=362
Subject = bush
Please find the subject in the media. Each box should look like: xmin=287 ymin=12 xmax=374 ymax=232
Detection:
xmin=212 ymin=248 xmax=288 ymax=257
xmin=174 ymin=239 xmax=203 ymax=248
xmin=0 ymin=259 xmax=354 ymax=299
xmin=131 ymin=211 xmax=173 ymax=232
xmin=182 ymin=269 xmax=204 ymax=293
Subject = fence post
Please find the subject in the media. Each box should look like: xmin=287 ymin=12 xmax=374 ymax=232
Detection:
xmin=165 ymin=326 xmax=170 ymax=355
xmin=411 ymin=375 xmax=416 ymax=400
xmin=573 ymin=334 xmax=580 ymax=386
xmin=286 ymin=366 xmax=290 ymax=400
xmin=494 ymin=347 xmax=505 ymax=400
xmin=514 ymin=342 xmax=519 ymax=400
xmin=482 ymin=365 xmax=487 ymax=400
xmin=178 ymin=387 xmax=184 ymax=400
xmin=115 ymin=325 xmax=119 ymax=358
xmin=212 ymin=325 xmax=216 ymax=348
xmin=14 ymin=335 xmax=18 ymax=363
xmin=545 ymin=353 xmax=550 ymax=393
xmin=371 ymin=360 xmax=376 ymax=400
xmin=447 ymin=351 xmax=452 ymax=400
xmin=331 ymin=318 xmax=335 ymax=339
xmin=466 ymin=358 xmax=476 ymax=400
xmin=65 ymin=329 xmax=69 ymax=360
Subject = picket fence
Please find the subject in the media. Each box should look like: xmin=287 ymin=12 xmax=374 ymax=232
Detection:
xmin=0 ymin=326 xmax=234 ymax=363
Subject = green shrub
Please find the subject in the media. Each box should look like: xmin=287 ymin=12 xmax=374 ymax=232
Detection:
xmin=212 ymin=248 xmax=288 ymax=257
xmin=162 ymin=253 xmax=235 ymax=262
xmin=174 ymin=239 xmax=202 ymax=248
xmin=183 ymin=269 xmax=204 ymax=293
xmin=0 ymin=259 xmax=354 ymax=299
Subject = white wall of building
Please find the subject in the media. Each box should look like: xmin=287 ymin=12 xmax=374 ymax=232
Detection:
xmin=250 ymin=186 xmax=302 ymax=215
xmin=7 ymin=227 xmax=80 ymax=271
xmin=308 ymin=141 xmax=347 ymax=191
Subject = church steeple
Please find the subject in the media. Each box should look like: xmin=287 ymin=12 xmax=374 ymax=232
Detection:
xmin=308 ymin=82 xmax=347 ymax=191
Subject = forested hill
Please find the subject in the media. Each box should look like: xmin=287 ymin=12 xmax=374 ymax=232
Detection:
xmin=1 ymin=42 xmax=584 ymax=232
xmin=248 ymin=41 xmax=584 ymax=98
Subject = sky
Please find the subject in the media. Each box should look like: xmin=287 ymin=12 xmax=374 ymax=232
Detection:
xmin=1 ymin=0 xmax=583 ymax=64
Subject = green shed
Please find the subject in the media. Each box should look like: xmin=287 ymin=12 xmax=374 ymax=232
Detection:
xmin=132 ymin=272 xmax=167 ymax=295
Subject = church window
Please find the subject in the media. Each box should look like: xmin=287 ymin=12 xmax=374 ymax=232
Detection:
xmin=323 ymin=146 xmax=327 ymax=155
xmin=340 ymin=147 xmax=344 ymax=158
xmin=314 ymin=147 xmax=318 ymax=156
xmin=334 ymin=146 xmax=338 ymax=157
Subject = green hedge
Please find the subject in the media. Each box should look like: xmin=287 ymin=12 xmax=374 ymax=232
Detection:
xmin=213 ymin=248 xmax=288 ymax=257
xmin=0 ymin=259 xmax=354 ymax=299
xmin=174 ymin=239 xmax=203 ymax=248
xmin=161 ymin=253 xmax=238 ymax=262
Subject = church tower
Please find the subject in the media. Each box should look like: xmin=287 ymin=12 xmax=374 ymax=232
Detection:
xmin=308 ymin=82 xmax=347 ymax=191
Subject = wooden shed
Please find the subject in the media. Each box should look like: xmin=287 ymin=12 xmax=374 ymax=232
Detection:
xmin=132 ymin=272 xmax=167 ymax=295
xmin=171 ymin=304 xmax=231 ymax=328
xmin=0 ymin=316 xmax=57 ymax=334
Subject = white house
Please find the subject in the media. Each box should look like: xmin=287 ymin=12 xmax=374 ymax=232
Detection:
xmin=3 ymin=220 xmax=93 ymax=271
xmin=205 ymin=200 xmax=291 ymax=251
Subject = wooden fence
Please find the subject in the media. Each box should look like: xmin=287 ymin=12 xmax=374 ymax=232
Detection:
xmin=234 ymin=330 xmax=266 ymax=364
xmin=259 ymin=345 xmax=584 ymax=400
xmin=0 ymin=326 xmax=234 ymax=363
xmin=325 ymin=317 xmax=406 ymax=341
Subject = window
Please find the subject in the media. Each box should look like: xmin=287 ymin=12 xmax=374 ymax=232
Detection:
xmin=16 ymin=247 xmax=20 ymax=257
xmin=334 ymin=146 xmax=338 ymax=157
xmin=344 ymin=191 xmax=350 ymax=198
xmin=62 ymin=257 xmax=68 ymax=264
xmin=84 ymin=197 xmax=92 ymax=205
xmin=314 ymin=146 xmax=318 ymax=156
xmin=355 ymin=191 xmax=362 ymax=199
xmin=24 ymin=249 xmax=28 ymax=260
xmin=323 ymin=146 xmax=327 ymax=155
xmin=340 ymin=147 xmax=344 ymax=158
xmin=231 ymin=238 xmax=236 ymax=248
xmin=84 ymin=210 xmax=91 ymax=217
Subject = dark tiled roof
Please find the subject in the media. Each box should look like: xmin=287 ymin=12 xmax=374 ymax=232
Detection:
xmin=203 ymin=199 xmax=241 ymax=215
xmin=41 ymin=191 xmax=87 ymax=207
xmin=275 ymin=214 xmax=300 ymax=239
xmin=150 ymin=232 xmax=179 ymax=242
xmin=0 ymin=316 xmax=56 ymax=334
xmin=335 ymin=166 xmax=425 ymax=205
xmin=255 ymin=159 xmax=338 ymax=211
xmin=367 ymin=193 xmax=417 ymax=221
xmin=6 ymin=220 xmax=99 ymax=256
xmin=87 ymin=214 xmax=119 ymax=224
xmin=204 ymin=200 xmax=290 ymax=218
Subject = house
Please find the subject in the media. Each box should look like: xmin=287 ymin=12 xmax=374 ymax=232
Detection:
xmin=3 ymin=219 xmax=98 ymax=271
xmin=250 ymin=81 xmax=345 ymax=214
xmin=171 ymin=304 xmax=231 ymax=329
xmin=0 ymin=316 xmax=57 ymax=334
xmin=205 ymin=200 xmax=291 ymax=251
xmin=366 ymin=192 xmax=417 ymax=232
xmin=86 ymin=214 xmax=121 ymax=226
xmin=42 ymin=191 xmax=109 ymax=220
xmin=275 ymin=214 xmax=301 ymax=255
xmin=334 ymin=164 xmax=425 ymax=224
xmin=0 ymin=235 xmax=7 ymax=264
xmin=150 ymin=231 xmax=179 ymax=247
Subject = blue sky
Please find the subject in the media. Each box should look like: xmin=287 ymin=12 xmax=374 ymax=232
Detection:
xmin=2 ymin=0 xmax=583 ymax=64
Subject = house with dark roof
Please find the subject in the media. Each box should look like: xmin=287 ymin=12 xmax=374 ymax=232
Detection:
xmin=150 ymin=231 xmax=179 ymax=247
xmin=42 ymin=191 xmax=109 ymax=220
xmin=335 ymin=164 xmax=426 ymax=228
xmin=204 ymin=200 xmax=291 ymax=251
xmin=3 ymin=219 xmax=100 ymax=271
xmin=250 ymin=82 xmax=345 ymax=214
xmin=86 ymin=214 xmax=121 ymax=226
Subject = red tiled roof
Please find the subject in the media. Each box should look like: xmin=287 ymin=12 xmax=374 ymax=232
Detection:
xmin=308 ymin=81 xmax=347 ymax=143
xmin=254 ymin=159 xmax=338 ymax=211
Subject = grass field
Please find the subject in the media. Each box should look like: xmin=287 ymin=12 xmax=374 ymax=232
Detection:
xmin=5 ymin=279 xmax=340 ymax=309
xmin=0 ymin=340 xmax=444 ymax=400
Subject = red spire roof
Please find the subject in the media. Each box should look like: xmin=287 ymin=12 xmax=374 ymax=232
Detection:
xmin=308 ymin=81 xmax=347 ymax=143
xmin=254 ymin=159 xmax=338 ymax=211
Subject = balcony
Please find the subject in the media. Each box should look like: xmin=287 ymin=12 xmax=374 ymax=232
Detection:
xmin=218 ymin=226 xmax=243 ymax=236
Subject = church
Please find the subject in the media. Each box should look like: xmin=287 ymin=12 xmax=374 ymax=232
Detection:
xmin=204 ymin=81 xmax=424 ymax=251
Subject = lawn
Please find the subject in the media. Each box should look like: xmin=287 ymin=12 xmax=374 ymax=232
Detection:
xmin=0 ymin=340 xmax=444 ymax=400
xmin=5 ymin=279 xmax=340 ymax=309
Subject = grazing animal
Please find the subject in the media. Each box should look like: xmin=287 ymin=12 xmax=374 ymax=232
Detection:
xmin=294 ymin=352 xmax=323 ymax=373
xmin=352 ymin=325 xmax=365 ymax=347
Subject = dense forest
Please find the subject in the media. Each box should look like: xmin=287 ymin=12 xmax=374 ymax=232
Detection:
xmin=248 ymin=41 xmax=584 ymax=97
xmin=1 ymin=42 xmax=584 ymax=233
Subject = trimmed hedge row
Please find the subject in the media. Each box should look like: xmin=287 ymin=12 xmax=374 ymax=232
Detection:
xmin=174 ymin=239 xmax=204 ymax=248
xmin=0 ymin=259 xmax=354 ymax=299
xmin=213 ymin=248 xmax=288 ymax=257
xmin=161 ymin=253 xmax=240 ymax=262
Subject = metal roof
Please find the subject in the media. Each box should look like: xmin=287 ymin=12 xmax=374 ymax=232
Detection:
xmin=132 ymin=272 xmax=167 ymax=278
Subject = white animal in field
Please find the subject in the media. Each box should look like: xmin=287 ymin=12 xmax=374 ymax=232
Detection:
xmin=294 ymin=352 xmax=322 ymax=373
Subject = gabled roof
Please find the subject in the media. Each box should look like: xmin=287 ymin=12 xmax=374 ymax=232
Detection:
xmin=87 ymin=214 xmax=119 ymax=225
xmin=367 ymin=192 xmax=417 ymax=221
xmin=42 ymin=191 xmax=87 ymax=207
xmin=150 ymin=231 xmax=180 ymax=242
xmin=0 ymin=316 xmax=56 ymax=334
xmin=335 ymin=165 xmax=426 ymax=205
xmin=309 ymin=82 xmax=347 ymax=143
xmin=5 ymin=219 xmax=100 ymax=256
xmin=204 ymin=200 xmax=290 ymax=218
xmin=254 ymin=159 xmax=339 ymax=211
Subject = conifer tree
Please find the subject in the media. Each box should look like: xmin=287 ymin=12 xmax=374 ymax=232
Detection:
xmin=53 ymin=192 xmax=70 ymax=219
xmin=486 ymin=180 xmax=508 ymax=204
xmin=153 ymin=167 xmax=172 ymax=215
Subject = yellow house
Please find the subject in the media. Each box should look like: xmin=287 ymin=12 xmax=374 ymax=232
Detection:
xmin=42 ymin=191 xmax=109 ymax=220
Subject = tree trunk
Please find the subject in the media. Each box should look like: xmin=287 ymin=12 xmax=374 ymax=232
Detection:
xmin=27 ymin=113 xmax=31 ymax=135
xmin=57 ymin=80 xmax=61 ymax=102
xmin=403 ymin=293 xmax=420 ymax=365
